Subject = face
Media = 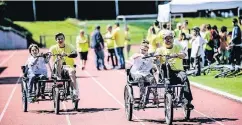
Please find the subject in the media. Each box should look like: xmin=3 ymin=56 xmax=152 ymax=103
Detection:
xmin=80 ymin=31 xmax=84 ymax=36
xmin=56 ymin=35 xmax=65 ymax=44
xmin=108 ymin=27 xmax=112 ymax=32
xmin=192 ymin=30 xmax=197 ymax=36
xmin=164 ymin=36 xmax=173 ymax=46
xmin=31 ymin=46 xmax=39 ymax=57
xmin=140 ymin=47 xmax=148 ymax=55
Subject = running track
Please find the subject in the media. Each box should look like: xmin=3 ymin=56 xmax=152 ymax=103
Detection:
xmin=0 ymin=47 xmax=241 ymax=125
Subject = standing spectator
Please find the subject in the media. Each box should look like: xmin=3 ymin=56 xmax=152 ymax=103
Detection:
xmin=204 ymin=24 xmax=214 ymax=65
xmin=91 ymin=26 xmax=107 ymax=70
xmin=76 ymin=30 xmax=89 ymax=70
xmin=147 ymin=25 xmax=160 ymax=55
xmin=190 ymin=27 xmax=205 ymax=76
xmin=177 ymin=33 xmax=189 ymax=71
xmin=174 ymin=23 xmax=182 ymax=39
xmin=229 ymin=18 xmax=242 ymax=66
xmin=200 ymin=24 xmax=207 ymax=67
xmin=104 ymin=25 xmax=117 ymax=69
xmin=112 ymin=22 xmax=126 ymax=69
xmin=219 ymin=26 xmax=229 ymax=64
xmin=182 ymin=20 xmax=192 ymax=69
xmin=125 ymin=26 xmax=131 ymax=58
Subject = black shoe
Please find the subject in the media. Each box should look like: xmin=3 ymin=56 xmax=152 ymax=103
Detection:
xmin=97 ymin=67 xmax=100 ymax=70
xmin=183 ymin=103 xmax=194 ymax=110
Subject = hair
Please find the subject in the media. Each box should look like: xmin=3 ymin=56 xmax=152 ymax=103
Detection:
xmin=115 ymin=22 xmax=120 ymax=27
xmin=181 ymin=32 xmax=186 ymax=40
xmin=206 ymin=24 xmax=211 ymax=30
xmin=221 ymin=26 xmax=227 ymax=33
xmin=28 ymin=44 xmax=39 ymax=54
xmin=185 ymin=20 xmax=188 ymax=25
xmin=96 ymin=25 xmax=101 ymax=30
xmin=163 ymin=23 xmax=167 ymax=29
xmin=142 ymin=39 xmax=149 ymax=45
xmin=154 ymin=20 xmax=159 ymax=27
xmin=55 ymin=32 xmax=65 ymax=40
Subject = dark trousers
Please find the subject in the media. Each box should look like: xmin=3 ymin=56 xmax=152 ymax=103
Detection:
xmin=28 ymin=74 xmax=47 ymax=95
xmin=94 ymin=49 xmax=106 ymax=69
xmin=205 ymin=50 xmax=214 ymax=66
xmin=183 ymin=59 xmax=189 ymax=71
xmin=161 ymin=64 xmax=193 ymax=102
xmin=191 ymin=56 xmax=201 ymax=76
xmin=115 ymin=47 xmax=125 ymax=68
xmin=229 ymin=46 xmax=241 ymax=65
xmin=107 ymin=49 xmax=118 ymax=67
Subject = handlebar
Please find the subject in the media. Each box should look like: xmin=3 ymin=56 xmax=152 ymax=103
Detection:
xmin=142 ymin=54 xmax=178 ymax=59
xmin=36 ymin=52 xmax=68 ymax=58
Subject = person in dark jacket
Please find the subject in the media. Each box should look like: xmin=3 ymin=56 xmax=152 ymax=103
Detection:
xmin=91 ymin=26 xmax=107 ymax=70
xmin=229 ymin=18 xmax=242 ymax=66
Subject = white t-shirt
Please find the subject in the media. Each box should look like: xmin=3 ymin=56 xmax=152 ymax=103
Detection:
xmin=190 ymin=36 xmax=205 ymax=58
xmin=26 ymin=56 xmax=48 ymax=76
xmin=130 ymin=54 xmax=153 ymax=76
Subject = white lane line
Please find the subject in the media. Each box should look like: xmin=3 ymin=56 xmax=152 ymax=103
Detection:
xmin=79 ymin=64 xmax=145 ymax=125
xmin=0 ymin=51 xmax=16 ymax=66
xmin=0 ymin=51 xmax=19 ymax=123
xmin=0 ymin=76 xmax=20 ymax=123
xmin=62 ymin=103 xmax=72 ymax=125
xmin=194 ymin=110 xmax=224 ymax=125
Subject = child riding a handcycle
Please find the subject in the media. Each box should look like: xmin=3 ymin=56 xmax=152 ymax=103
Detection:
xmin=154 ymin=30 xmax=194 ymax=109
xmin=49 ymin=32 xmax=79 ymax=100
xmin=25 ymin=44 xmax=49 ymax=102
xmin=128 ymin=40 xmax=158 ymax=109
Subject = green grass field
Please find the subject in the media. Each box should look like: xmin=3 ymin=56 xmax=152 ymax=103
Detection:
xmin=14 ymin=17 xmax=236 ymax=48
xmin=189 ymin=71 xmax=242 ymax=97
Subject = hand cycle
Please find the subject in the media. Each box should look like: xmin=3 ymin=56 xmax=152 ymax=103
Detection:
xmin=43 ymin=52 xmax=79 ymax=114
xmin=142 ymin=54 xmax=191 ymax=125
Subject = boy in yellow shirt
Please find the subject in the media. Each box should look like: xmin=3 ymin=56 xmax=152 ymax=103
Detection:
xmin=76 ymin=30 xmax=89 ymax=70
xmin=104 ymin=25 xmax=118 ymax=68
xmin=49 ymin=33 xmax=79 ymax=100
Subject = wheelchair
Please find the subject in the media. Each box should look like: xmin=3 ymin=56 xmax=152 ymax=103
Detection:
xmin=124 ymin=54 xmax=192 ymax=125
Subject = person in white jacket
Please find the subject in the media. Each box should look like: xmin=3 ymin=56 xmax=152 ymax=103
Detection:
xmin=25 ymin=44 xmax=49 ymax=102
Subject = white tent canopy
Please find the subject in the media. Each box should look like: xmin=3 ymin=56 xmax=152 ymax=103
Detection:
xmin=158 ymin=0 xmax=242 ymax=22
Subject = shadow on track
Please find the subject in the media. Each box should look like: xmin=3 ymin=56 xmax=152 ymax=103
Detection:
xmin=31 ymin=108 xmax=120 ymax=115
xmin=133 ymin=117 xmax=238 ymax=125
xmin=0 ymin=67 xmax=7 ymax=74
xmin=0 ymin=77 xmax=20 ymax=84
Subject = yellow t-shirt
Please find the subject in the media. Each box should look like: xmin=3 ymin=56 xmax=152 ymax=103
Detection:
xmin=156 ymin=44 xmax=184 ymax=71
xmin=49 ymin=44 xmax=75 ymax=68
xmin=76 ymin=35 xmax=89 ymax=52
xmin=112 ymin=27 xmax=125 ymax=47
xmin=147 ymin=33 xmax=159 ymax=53
xmin=105 ymin=32 xmax=116 ymax=49
xmin=204 ymin=31 xmax=213 ymax=50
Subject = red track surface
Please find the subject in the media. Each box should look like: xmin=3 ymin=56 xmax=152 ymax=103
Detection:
xmin=0 ymin=47 xmax=241 ymax=125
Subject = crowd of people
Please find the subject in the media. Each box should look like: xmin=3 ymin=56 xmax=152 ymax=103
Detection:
xmin=147 ymin=17 xmax=242 ymax=76
xmin=76 ymin=22 xmax=131 ymax=71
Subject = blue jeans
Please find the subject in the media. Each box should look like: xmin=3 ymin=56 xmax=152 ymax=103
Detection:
xmin=94 ymin=49 xmax=105 ymax=69
xmin=115 ymin=47 xmax=125 ymax=68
